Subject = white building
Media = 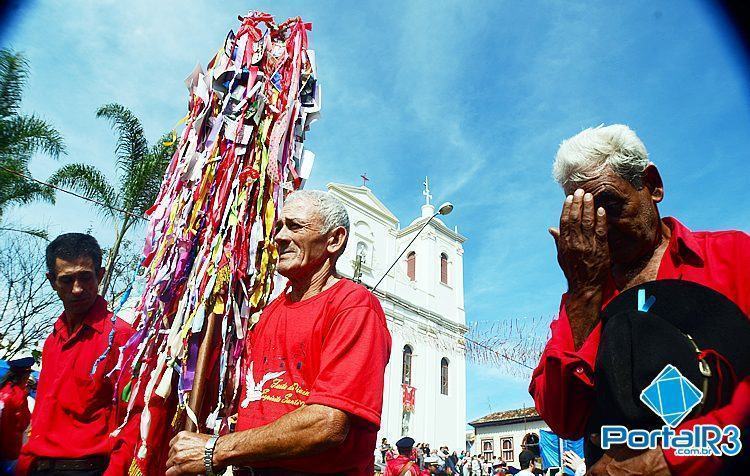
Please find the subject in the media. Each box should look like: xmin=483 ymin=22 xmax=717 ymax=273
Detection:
xmin=469 ymin=407 xmax=548 ymax=465
xmin=328 ymin=180 xmax=468 ymax=451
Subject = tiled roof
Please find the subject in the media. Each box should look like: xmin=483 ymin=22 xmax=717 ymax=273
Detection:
xmin=469 ymin=406 xmax=541 ymax=427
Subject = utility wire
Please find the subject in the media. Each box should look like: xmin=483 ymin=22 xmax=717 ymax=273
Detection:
xmin=3 ymin=168 xmax=536 ymax=371
xmin=0 ymin=165 xmax=148 ymax=221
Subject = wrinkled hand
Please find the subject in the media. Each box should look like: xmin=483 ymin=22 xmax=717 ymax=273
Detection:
xmin=587 ymin=447 xmax=670 ymax=476
xmin=165 ymin=431 xmax=213 ymax=476
xmin=550 ymin=189 xmax=610 ymax=292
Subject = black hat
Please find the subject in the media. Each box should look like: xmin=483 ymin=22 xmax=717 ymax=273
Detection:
xmin=8 ymin=355 xmax=34 ymax=369
xmin=590 ymin=280 xmax=750 ymax=432
xmin=396 ymin=437 xmax=415 ymax=449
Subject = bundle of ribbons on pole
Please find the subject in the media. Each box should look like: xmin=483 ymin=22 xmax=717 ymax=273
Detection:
xmin=105 ymin=11 xmax=320 ymax=475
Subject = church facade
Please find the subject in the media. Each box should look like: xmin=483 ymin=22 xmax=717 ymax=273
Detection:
xmin=328 ymin=182 xmax=468 ymax=451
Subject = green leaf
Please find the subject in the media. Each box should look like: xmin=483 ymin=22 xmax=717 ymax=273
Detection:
xmin=0 ymin=48 xmax=28 ymax=119
xmin=48 ymin=163 xmax=118 ymax=218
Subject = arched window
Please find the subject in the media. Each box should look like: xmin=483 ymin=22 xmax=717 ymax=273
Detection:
xmin=402 ymin=345 xmax=413 ymax=385
xmin=440 ymin=253 xmax=448 ymax=284
xmin=440 ymin=357 xmax=449 ymax=395
xmin=501 ymin=437 xmax=514 ymax=462
xmin=406 ymin=251 xmax=416 ymax=281
xmin=481 ymin=439 xmax=494 ymax=460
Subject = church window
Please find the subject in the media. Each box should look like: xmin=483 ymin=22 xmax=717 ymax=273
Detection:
xmin=440 ymin=358 xmax=449 ymax=395
xmin=440 ymin=253 xmax=448 ymax=284
xmin=406 ymin=251 xmax=416 ymax=281
xmin=402 ymin=345 xmax=413 ymax=385
xmin=501 ymin=437 xmax=514 ymax=462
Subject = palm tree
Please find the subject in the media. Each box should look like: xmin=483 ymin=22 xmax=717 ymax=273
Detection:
xmin=49 ymin=104 xmax=175 ymax=296
xmin=0 ymin=48 xmax=66 ymax=234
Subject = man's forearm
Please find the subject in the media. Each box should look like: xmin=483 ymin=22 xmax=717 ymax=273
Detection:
xmin=214 ymin=404 xmax=349 ymax=469
xmin=566 ymin=286 xmax=603 ymax=350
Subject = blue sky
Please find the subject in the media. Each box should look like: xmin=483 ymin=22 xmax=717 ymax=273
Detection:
xmin=3 ymin=1 xmax=750 ymax=426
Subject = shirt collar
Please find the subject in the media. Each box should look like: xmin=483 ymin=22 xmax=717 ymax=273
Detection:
xmin=53 ymin=295 xmax=110 ymax=339
xmin=663 ymin=217 xmax=705 ymax=266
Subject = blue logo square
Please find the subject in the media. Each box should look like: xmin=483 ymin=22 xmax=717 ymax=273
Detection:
xmin=640 ymin=364 xmax=703 ymax=428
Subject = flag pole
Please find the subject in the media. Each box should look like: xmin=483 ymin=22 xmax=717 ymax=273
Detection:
xmin=185 ymin=312 xmax=217 ymax=432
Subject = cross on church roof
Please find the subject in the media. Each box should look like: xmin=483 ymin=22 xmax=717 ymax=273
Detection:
xmin=360 ymin=173 xmax=369 ymax=187
xmin=422 ymin=176 xmax=432 ymax=205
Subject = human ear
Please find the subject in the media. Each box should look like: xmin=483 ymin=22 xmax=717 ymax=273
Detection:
xmin=96 ymin=267 xmax=105 ymax=284
xmin=643 ymin=164 xmax=664 ymax=203
xmin=327 ymin=227 xmax=348 ymax=255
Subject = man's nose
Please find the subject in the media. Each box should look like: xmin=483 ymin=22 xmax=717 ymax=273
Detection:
xmin=274 ymin=226 xmax=290 ymax=243
xmin=72 ymin=279 xmax=86 ymax=295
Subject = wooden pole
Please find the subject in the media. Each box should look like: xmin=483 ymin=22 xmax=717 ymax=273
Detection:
xmin=185 ymin=312 xmax=217 ymax=432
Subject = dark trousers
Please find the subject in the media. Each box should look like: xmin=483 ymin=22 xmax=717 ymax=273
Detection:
xmin=29 ymin=468 xmax=103 ymax=476
xmin=234 ymin=469 xmax=346 ymax=476
xmin=29 ymin=457 xmax=107 ymax=476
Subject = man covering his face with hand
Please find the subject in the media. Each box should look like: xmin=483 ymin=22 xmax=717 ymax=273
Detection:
xmin=530 ymin=124 xmax=750 ymax=475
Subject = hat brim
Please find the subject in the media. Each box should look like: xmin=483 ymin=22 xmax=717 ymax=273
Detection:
xmin=8 ymin=357 xmax=35 ymax=368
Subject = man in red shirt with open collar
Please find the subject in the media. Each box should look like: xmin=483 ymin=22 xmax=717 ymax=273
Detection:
xmin=17 ymin=233 xmax=136 ymax=475
xmin=166 ymin=190 xmax=392 ymax=476
xmin=530 ymin=124 xmax=750 ymax=475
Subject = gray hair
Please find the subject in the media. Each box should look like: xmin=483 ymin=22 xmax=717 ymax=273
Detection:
xmin=552 ymin=124 xmax=649 ymax=188
xmin=285 ymin=190 xmax=350 ymax=234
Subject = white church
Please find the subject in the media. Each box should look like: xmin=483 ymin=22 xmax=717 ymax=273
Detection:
xmin=328 ymin=180 xmax=468 ymax=451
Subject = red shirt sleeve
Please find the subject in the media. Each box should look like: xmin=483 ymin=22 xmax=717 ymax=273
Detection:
xmin=528 ymin=295 xmax=602 ymax=439
xmin=306 ymin=303 xmax=392 ymax=427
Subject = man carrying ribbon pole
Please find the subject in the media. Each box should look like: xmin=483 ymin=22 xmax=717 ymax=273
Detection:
xmin=112 ymin=10 xmax=342 ymax=475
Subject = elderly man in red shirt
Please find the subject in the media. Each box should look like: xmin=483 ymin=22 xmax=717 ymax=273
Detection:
xmin=17 ymin=233 xmax=137 ymax=476
xmin=530 ymin=124 xmax=750 ymax=475
xmin=166 ymin=190 xmax=392 ymax=476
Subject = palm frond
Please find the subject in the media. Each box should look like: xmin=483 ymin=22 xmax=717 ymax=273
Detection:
xmin=0 ymin=173 xmax=55 ymax=211
xmin=0 ymin=155 xmax=55 ymax=213
xmin=95 ymin=103 xmax=148 ymax=187
xmin=0 ymin=114 xmax=66 ymax=159
xmin=0 ymin=49 xmax=28 ymax=119
xmin=0 ymin=222 xmax=49 ymax=240
xmin=121 ymin=132 xmax=174 ymax=217
xmin=48 ymin=163 xmax=118 ymax=219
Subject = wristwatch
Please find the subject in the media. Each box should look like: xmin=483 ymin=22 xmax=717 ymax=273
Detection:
xmin=204 ymin=435 xmax=225 ymax=476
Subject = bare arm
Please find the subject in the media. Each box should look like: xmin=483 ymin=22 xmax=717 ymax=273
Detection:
xmin=216 ymin=403 xmax=349 ymax=466
xmin=565 ymin=286 xmax=604 ymax=350
xmin=166 ymin=404 xmax=350 ymax=475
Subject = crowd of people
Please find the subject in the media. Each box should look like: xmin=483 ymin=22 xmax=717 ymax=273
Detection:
xmin=375 ymin=438 xmax=573 ymax=476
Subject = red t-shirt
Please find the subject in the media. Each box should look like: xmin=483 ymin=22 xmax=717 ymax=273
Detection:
xmin=384 ymin=455 xmax=421 ymax=476
xmin=0 ymin=380 xmax=31 ymax=460
xmin=529 ymin=218 xmax=750 ymax=475
xmin=17 ymin=296 xmax=136 ymax=475
xmin=236 ymin=278 xmax=392 ymax=474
